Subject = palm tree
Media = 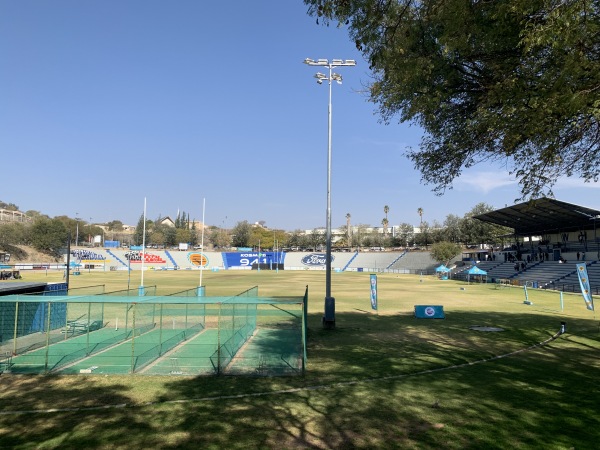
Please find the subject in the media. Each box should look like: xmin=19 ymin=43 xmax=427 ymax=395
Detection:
xmin=346 ymin=213 xmax=352 ymax=249
xmin=383 ymin=205 xmax=390 ymax=240
xmin=417 ymin=207 xmax=424 ymax=227
xmin=382 ymin=217 xmax=389 ymax=242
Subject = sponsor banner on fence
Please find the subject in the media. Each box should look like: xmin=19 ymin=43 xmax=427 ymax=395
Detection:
xmin=223 ymin=252 xmax=285 ymax=268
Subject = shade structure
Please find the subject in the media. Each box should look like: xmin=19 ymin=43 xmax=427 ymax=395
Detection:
xmin=467 ymin=266 xmax=487 ymax=275
xmin=467 ymin=265 xmax=487 ymax=283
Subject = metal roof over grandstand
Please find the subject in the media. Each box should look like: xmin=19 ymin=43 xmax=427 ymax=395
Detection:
xmin=474 ymin=198 xmax=600 ymax=236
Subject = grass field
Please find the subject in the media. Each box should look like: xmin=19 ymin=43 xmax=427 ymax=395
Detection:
xmin=1 ymin=269 xmax=600 ymax=449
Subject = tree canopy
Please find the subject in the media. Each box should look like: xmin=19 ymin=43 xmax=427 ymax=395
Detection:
xmin=430 ymin=241 xmax=462 ymax=266
xmin=305 ymin=0 xmax=600 ymax=199
xmin=29 ymin=217 xmax=68 ymax=258
xmin=231 ymin=221 xmax=253 ymax=248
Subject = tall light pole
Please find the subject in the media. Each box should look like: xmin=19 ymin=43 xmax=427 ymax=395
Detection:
xmin=304 ymin=57 xmax=356 ymax=329
xmin=75 ymin=212 xmax=79 ymax=247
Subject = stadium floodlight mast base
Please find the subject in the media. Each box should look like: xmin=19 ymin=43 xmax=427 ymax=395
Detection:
xmin=304 ymin=57 xmax=356 ymax=329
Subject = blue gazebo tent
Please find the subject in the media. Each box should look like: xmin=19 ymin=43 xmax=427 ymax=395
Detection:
xmin=435 ymin=264 xmax=450 ymax=280
xmin=467 ymin=265 xmax=487 ymax=284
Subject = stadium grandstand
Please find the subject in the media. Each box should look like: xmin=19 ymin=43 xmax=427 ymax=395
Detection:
xmin=452 ymin=198 xmax=600 ymax=293
xmin=3 ymin=198 xmax=599 ymax=294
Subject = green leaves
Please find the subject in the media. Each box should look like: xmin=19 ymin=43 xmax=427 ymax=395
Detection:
xmin=29 ymin=217 xmax=68 ymax=258
xmin=305 ymin=0 xmax=600 ymax=199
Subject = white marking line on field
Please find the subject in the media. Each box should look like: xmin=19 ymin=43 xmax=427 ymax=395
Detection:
xmin=0 ymin=329 xmax=563 ymax=416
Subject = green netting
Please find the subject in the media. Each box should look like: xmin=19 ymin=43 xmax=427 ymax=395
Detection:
xmin=0 ymin=285 xmax=305 ymax=376
xmin=67 ymin=284 xmax=106 ymax=295
xmin=0 ymin=300 xmax=72 ymax=355
xmin=222 ymin=301 xmax=304 ymax=375
xmin=2 ymin=300 xmax=106 ymax=372
xmin=103 ymin=285 xmax=157 ymax=297
xmin=166 ymin=287 xmax=204 ymax=297
xmin=210 ymin=301 xmax=258 ymax=373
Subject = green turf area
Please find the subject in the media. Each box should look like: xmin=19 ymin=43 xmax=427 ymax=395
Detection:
xmin=1 ymin=269 xmax=599 ymax=448
xmin=142 ymin=329 xmax=219 ymax=375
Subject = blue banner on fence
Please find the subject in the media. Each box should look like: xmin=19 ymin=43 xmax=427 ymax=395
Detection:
xmin=370 ymin=274 xmax=378 ymax=311
xmin=576 ymin=263 xmax=594 ymax=311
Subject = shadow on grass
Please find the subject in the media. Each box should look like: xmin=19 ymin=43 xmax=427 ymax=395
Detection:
xmin=1 ymin=311 xmax=599 ymax=448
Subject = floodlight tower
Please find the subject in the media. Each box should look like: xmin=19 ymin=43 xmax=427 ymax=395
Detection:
xmin=304 ymin=58 xmax=356 ymax=329
xmin=75 ymin=212 xmax=79 ymax=247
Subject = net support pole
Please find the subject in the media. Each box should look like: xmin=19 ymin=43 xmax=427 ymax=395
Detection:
xmin=44 ymin=302 xmax=52 ymax=373
xmin=125 ymin=304 xmax=130 ymax=337
xmin=217 ymin=303 xmax=222 ymax=375
xmin=12 ymin=302 xmax=19 ymax=355
xmin=159 ymin=304 xmax=164 ymax=355
xmin=130 ymin=304 xmax=136 ymax=374
xmin=232 ymin=304 xmax=236 ymax=340
xmin=185 ymin=304 xmax=189 ymax=331
xmin=86 ymin=302 xmax=91 ymax=355
xmin=302 ymin=286 xmax=308 ymax=374
xmin=64 ymin=303 xmax=69 ymax=341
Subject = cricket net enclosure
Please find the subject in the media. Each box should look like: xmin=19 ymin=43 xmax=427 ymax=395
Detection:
xmin=0 ymin=285 xmax=308 ymax=376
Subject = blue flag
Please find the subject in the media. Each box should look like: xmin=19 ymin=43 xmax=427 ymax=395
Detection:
xmin=370 ymin=274 xmax=378 ymax=311
xmin=576 ymin=263 xmax=594 ymax=311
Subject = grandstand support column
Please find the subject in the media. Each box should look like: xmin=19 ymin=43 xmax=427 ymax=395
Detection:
xmin=304 ymin=57 xmax=356 ymax=329
xmin=593 ymin=215 xmax=600 ymax=260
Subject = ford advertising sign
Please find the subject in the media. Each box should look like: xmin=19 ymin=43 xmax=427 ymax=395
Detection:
xmin=301 ymin=253 xmax=334 ymax=266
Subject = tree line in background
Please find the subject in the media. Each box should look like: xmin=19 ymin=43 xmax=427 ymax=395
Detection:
xmin=0 ymin=201 xmax=513 ymax=260
xmin=0 ymin=214 xmax=107 ymax=259
xmin=327 ymin=203 xmax=513 ymax=251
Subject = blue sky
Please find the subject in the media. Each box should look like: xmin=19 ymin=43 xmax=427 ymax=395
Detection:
xmin=2 ymin=1 xmax=599 ymax=231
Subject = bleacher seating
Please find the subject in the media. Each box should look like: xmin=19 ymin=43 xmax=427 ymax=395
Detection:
xmin=105 ymin=249 xmax=128 ymax=267
xmin=387 ymin=252 xmax=439 ymax=273
xmin=547 ymin=261 xmax=600 ymax=292
xmin=385 ymin=251 xmax=407 ymax=269
xmin=481 ymin=261 xmax=521 ymax=281
xmin=347 ymin=252 xmax=400 ymax=270
xmin=513 ymin=261 xmax=576 ymax=288
xmin=342 ymin=252 xmax=359 ymax=271
xmin=164 ymin=250 xmax=178 ymax=267
xmin=71 ymin=249 xmax=106 ymax=260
